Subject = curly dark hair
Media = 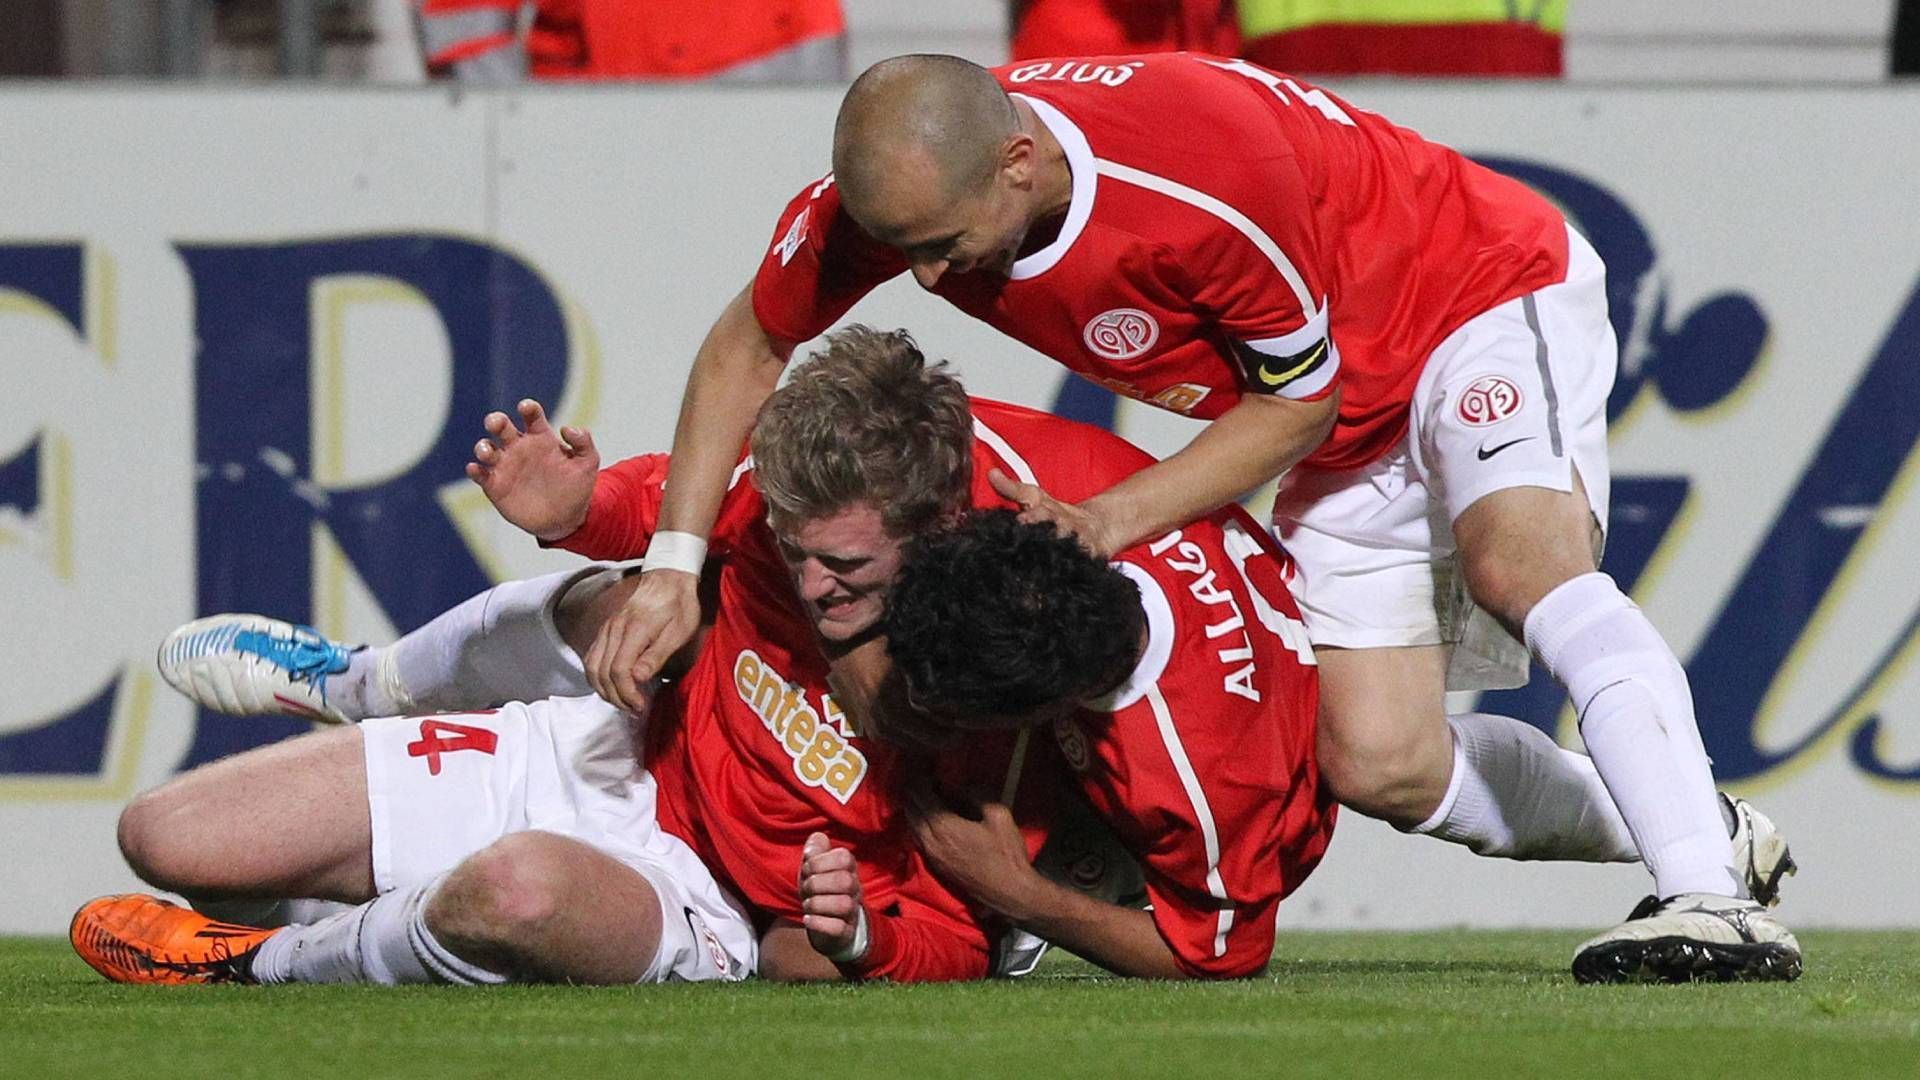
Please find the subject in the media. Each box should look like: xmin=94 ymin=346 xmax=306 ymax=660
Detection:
xmin=883 ymin=511 xmax=1146 ymax=729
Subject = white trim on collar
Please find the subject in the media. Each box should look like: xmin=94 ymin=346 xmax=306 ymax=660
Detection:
xmin=1086 ymin=561 xmax=1173 ymax=713
xmin=1008 ymin=93 xmax=1097 ymax=281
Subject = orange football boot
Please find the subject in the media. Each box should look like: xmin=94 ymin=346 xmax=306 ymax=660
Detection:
xmin=70 ymin=894 xmax=278 ymax=985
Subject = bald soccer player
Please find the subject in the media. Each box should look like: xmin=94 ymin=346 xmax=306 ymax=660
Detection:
xmin=591 ymin=53 xmax=1799 ymax=983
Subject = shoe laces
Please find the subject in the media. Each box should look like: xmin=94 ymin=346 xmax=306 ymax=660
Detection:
xmin=233 ymin=626 xmax=351 ymax=688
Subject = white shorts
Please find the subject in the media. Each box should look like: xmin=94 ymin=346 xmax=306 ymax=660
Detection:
xmin=361 ymin=695 xmax=758 ymax=983
xmin=1272 ymin=224 xmax=1616 ymax=690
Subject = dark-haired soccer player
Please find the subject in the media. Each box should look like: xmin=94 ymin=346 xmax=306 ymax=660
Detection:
xmin=881 ymin=509 xmax=1336 ymax=978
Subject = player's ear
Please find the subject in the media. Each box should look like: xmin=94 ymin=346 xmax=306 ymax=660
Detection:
xmin=999 ymin=132 xmax=1036 ymax=188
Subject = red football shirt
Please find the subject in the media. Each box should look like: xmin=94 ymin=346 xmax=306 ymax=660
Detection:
xmin=557 ymin=399 xmax=1150 ymax=980
xmin=561 ymin=399 xmax=1329 ymax=978
xmin=1078 ymin=507 xmax=1333 ymax=977
xmin=751 ymin=52 xmax=1569 ymax=470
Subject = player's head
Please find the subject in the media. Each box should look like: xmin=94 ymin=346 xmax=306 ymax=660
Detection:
xmin=752 ymin=324 xmax=974 ymax=641
xmin=882 ymin=510 xmax=1146 ymax=741
xmin=833 ymin=54 xmax=1039 ymax=289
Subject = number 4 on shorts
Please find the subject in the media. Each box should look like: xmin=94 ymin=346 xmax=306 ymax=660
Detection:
xmin=406 ymin=718 xmax=499 ymax=776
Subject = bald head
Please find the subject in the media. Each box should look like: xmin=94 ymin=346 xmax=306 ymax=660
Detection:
xmin=833 ymin=55 xmax=1021 ymax=227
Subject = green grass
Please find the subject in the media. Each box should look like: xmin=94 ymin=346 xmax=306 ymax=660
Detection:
xmin=5 ymin=932 xmax=1918 ymax=1079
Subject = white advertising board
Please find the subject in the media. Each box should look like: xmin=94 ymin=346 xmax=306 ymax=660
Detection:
xmin=3 ymin=81 xmax=1917 ymax=934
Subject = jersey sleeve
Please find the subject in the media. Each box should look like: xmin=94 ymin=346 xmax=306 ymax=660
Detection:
xmin=547 ymin=452 xmax=765 ymax=562
xmin=750 ymin=175 xmax=908 ymax=345
xmin=1173 ymin=60 xmax=1342 ymax=403
xmin=838 ymin=895 xmax=991 ymax=983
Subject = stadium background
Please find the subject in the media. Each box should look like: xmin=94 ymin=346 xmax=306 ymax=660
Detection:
xmin=3 ymin=1 xmax=1918 ymax=938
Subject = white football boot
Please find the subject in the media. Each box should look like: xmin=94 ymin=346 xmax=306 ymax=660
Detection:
xmin=157 ymin=615 xmax=358 ymax=725
xmin=1721 ymin=792 xmax=1797 ymax=907
xmin=1572 ymin=892 xmax=1802 ymax=984
xmin=993 ymin=791 xmax=1150 ymax=978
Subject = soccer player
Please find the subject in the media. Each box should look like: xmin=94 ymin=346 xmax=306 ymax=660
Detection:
xmin=870 ymin=508 xmax=1336 ymax=979
xmin=153 ymin=328 xmax=1787 ymax=982
xmin=95 ymin=330 xmax=1141 ymax=985
xmin=593 ymin=53 xmax=1800 ymax=981
xmin=74 ymin=691 xmax=760 ymax=987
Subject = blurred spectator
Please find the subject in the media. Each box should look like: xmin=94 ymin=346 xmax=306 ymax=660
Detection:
xmin=0 ymin=0 xmax=62 ymax=76
xmin=1896 ymin=0 xmax=1918 ymax=75
xmin=1238 ymin=0 xmax=1565 ymax=76
xmin=415 ymin=0 xmax=846 ymax=83
xmin=1010 ymin=0 xmax=1239 ymax=60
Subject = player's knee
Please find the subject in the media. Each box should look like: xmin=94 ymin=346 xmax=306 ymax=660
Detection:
xmin=432 ymin=832 xmax=572 ymax=949
xmin=1315 ymin=719 xmax=1446 ymax=828
xmin=553 ymin=568 xmax=635 ymax=658
xmin=117 ymin=787 xmax=195 ymax=891
xmin=1459 ymin=539 xmax=1598 ymax=636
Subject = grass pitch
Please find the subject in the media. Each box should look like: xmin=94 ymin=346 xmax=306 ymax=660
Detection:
xmin=4 ymin=931 xmax=1917 ymax=1079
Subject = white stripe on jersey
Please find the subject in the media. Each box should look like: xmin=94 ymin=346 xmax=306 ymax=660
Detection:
xmin=971 ymin=418 xmax=1038 ymax=485
xmin=727 ymin=455 xmax=754 ymax=491
xmin=1093 ymin=159 xmax=1317 ymax=314
xmin=1145 ymin=682 xmax=1235 ymax=959
xmin=1006 ymin=95 xmax=1098 ymax=281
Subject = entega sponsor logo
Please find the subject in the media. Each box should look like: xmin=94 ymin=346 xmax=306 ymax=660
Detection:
xmin=732 ymin=649 xmax=867 ymax=804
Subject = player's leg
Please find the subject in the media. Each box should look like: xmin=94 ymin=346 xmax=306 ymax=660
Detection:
xmin=1430 ymin=228 xmax=1796 ymax=980
xmin=77 ymin=696 xmax=756 ymax=986
xmin=415 ymin=831 xmax=667 ymax=983
xmin=115 ymin=724 xmax=374 ymax=902
xmin=1313 ymin=640 xmax=1638 ymax=861
xmin=158 ymin=565 xmax=614 ymax=722
xmin=1311 ymin=643 xmax=1452 ymax=827
xmin=1276 ymin=441 xmax=1640 ymax=860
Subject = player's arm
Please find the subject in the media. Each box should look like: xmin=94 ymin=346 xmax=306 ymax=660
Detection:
xmin=907 ymin=796 xmax=1188 ymax=979
xmin=999 ymin=388 xmax=1337 ymax=558
xmin=798 ymin=833 xmax=992 ymax=982
xmin=574 ymin=286 xmax=791 ymax=710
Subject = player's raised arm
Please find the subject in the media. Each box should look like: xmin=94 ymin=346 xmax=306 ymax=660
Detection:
xmin=607 ymin=284 xmax=790 ymax=697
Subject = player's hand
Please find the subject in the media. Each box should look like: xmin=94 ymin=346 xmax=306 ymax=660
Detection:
xmin=799 ymin=832 xmax=868 ymax=960
xmin=581 ymin=568 xmax=699 ymax=714
xmin=465 ymin=399 xmax=600 ymax=542
xmin=988 ymin=468 xmax=1122 ymax=559
xmin=908 ymin=784 xmax=1042 ymax=920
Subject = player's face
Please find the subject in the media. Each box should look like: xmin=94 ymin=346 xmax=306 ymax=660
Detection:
xmin=774 ymin=502 xmax=907 ymax=643
xmin=896 ymin=180 xmax=1031 ymax=288
xmin=858 ymin=163 xmax=1033 ymax=289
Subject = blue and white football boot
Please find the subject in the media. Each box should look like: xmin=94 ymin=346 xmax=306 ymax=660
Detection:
xmin=157 ymin=615 xmax=358 ymax=725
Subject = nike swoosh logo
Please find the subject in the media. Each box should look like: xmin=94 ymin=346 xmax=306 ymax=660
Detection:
xmin=1477 ymin=437 xmax=1536 ymax=461
xmin=1256 ymin=339 xmax=1328 ymax=387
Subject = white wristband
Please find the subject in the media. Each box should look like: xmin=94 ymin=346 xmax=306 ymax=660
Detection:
xmin=641 ymin=530 xmax=707 ymax=576
xmin=826 ymin=906 xmax=871 ymax=965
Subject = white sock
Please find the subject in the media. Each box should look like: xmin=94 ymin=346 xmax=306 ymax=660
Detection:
xmin=250 ymin=877 xmax=506 ymax=985
xmin=1411 ymin=712 xmax=1640 ymax=863
xmin=329 ymin=569 xmax=595 ymax=720
xmin=1525 ymin=572 xmax=1742 ymax=899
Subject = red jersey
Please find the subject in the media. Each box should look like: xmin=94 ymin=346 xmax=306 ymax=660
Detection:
xmin=1076 ymin=508 xmax=1333 ymax=977
xmin=751 ymin=52 xmax=1569 ymax=470
xmin=555 ymin=400 xmax=1146 ymax=980
xmin=560 ymin=399 xmax=1329 ymax=979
